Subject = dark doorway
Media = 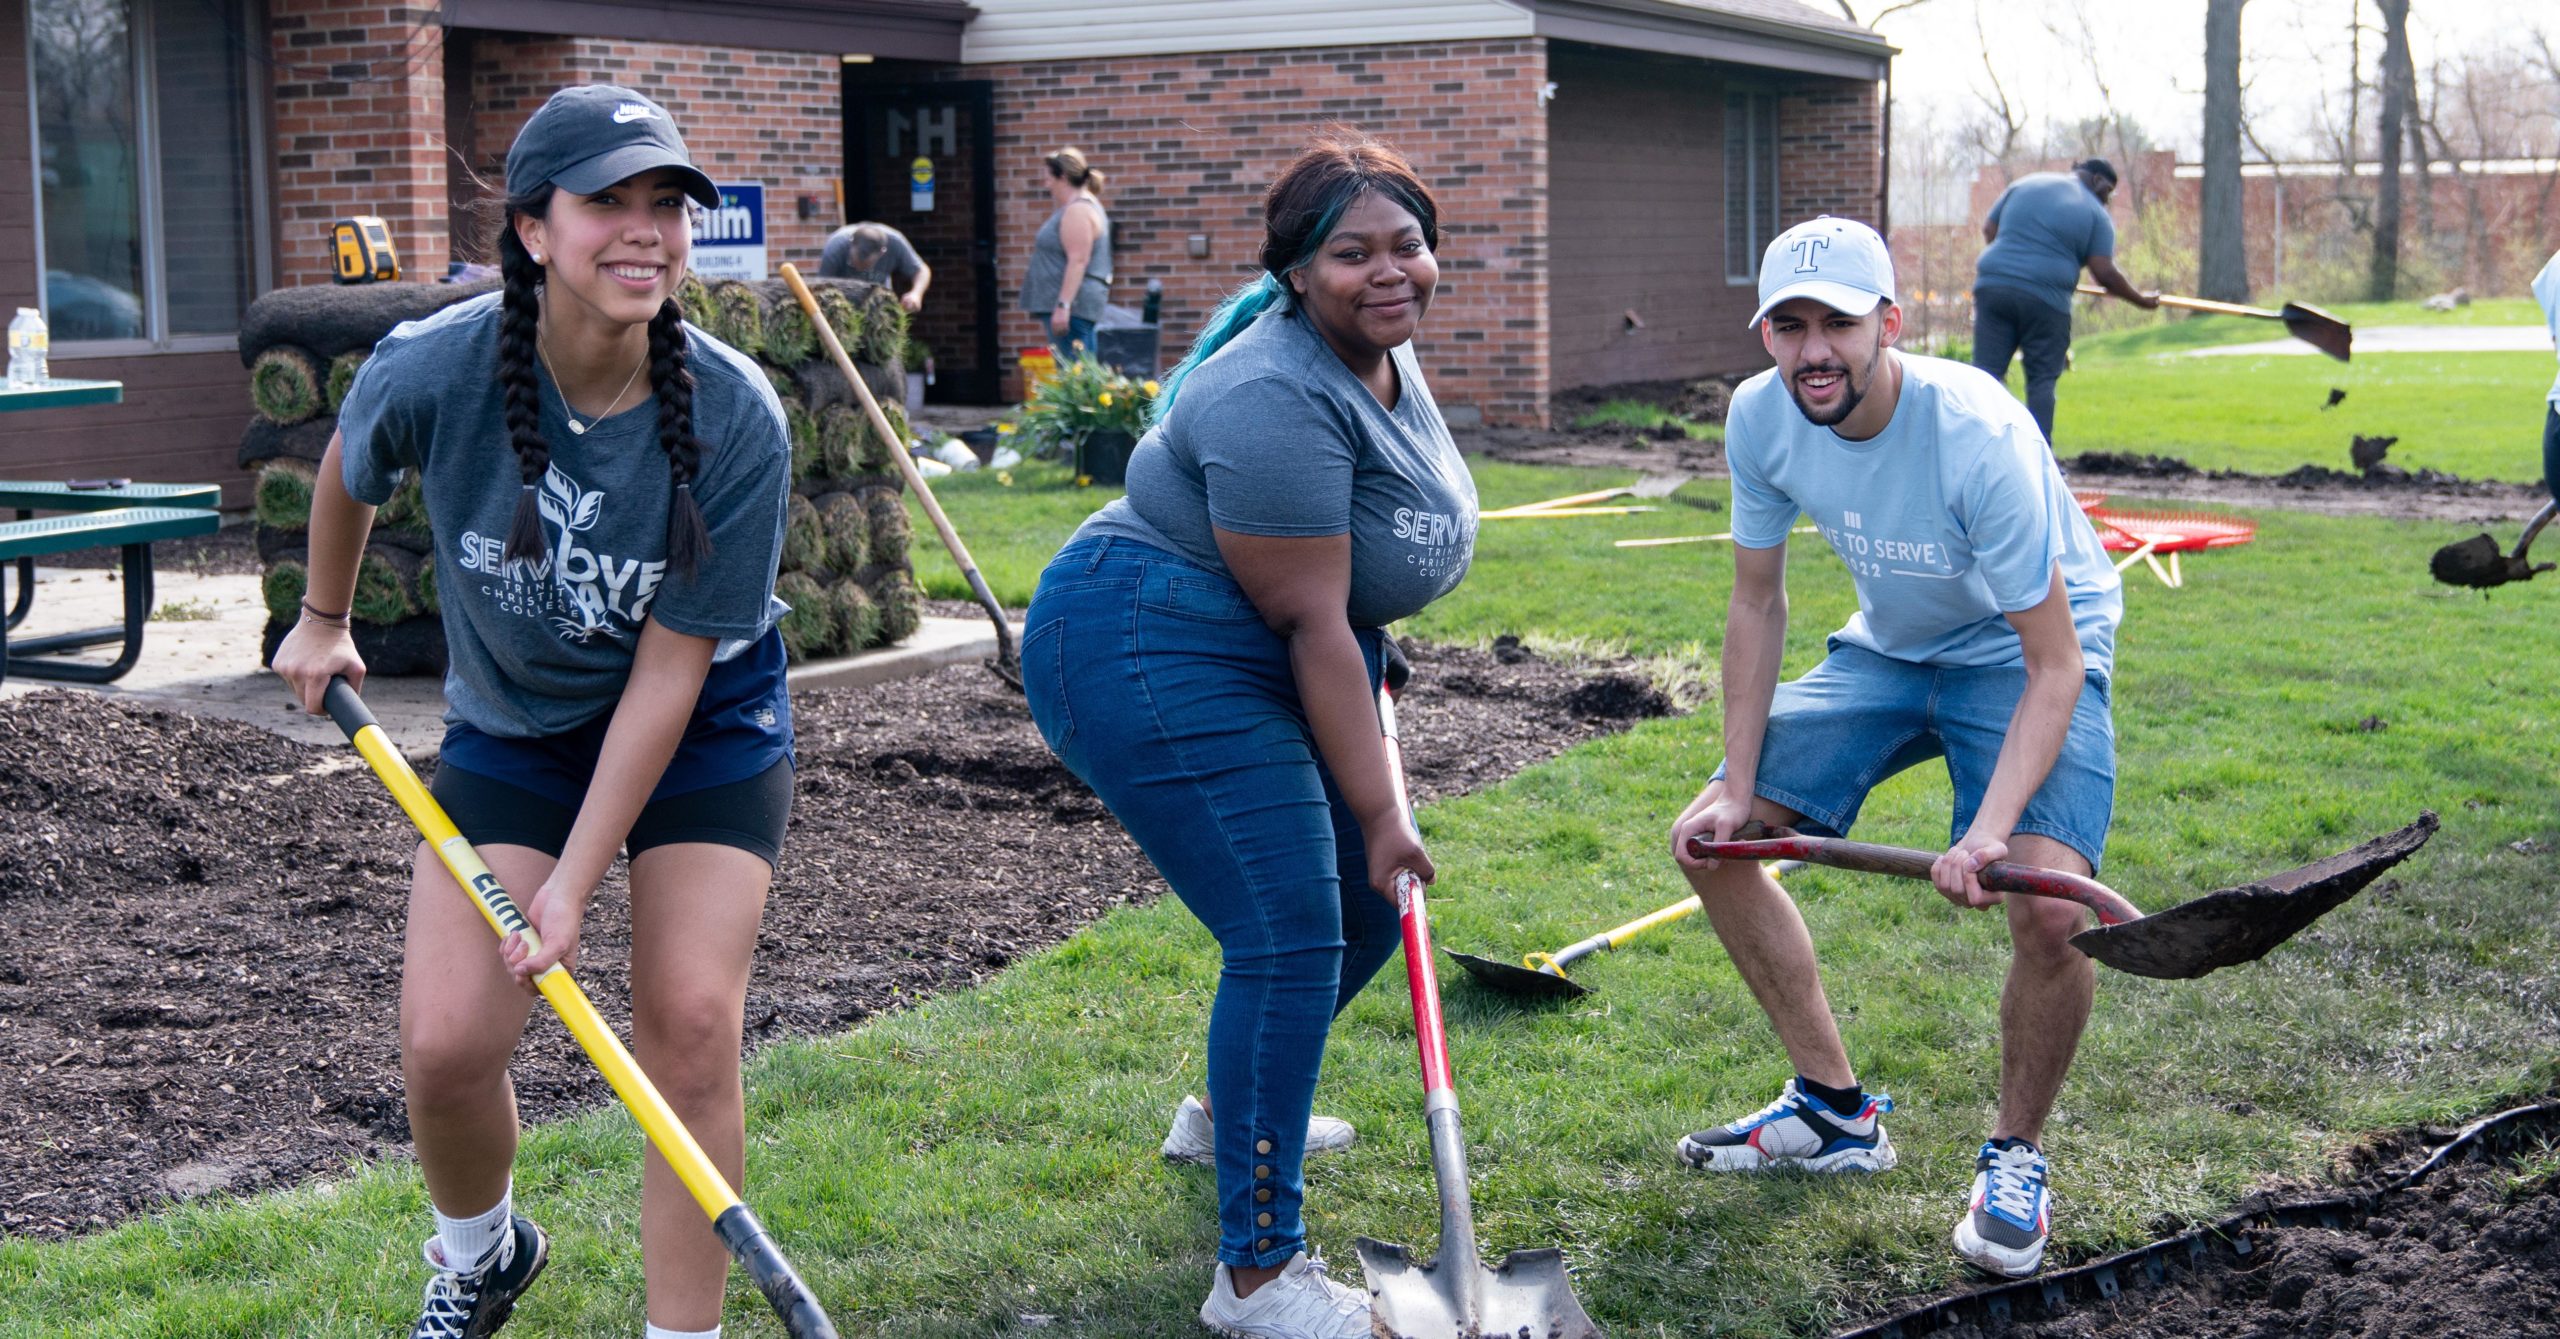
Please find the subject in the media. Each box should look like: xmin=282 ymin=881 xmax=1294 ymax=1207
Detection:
xmin=843 ymin=77 xmax=998 ymax=403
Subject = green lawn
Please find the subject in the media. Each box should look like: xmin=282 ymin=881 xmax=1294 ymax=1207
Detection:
xmin=5 ymin=465 xmax=2553 ymax=1337
xmin=2071 ymin=297 xmax=2544 ymax=360
xmin=2047 ymin=348 xmax=2552 ymax=481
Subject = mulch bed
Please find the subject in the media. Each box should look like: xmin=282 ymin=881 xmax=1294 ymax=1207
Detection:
xmin=0 ymin=641 xmax=1673 ymax=1239
xmin=1912 ymin=1130 xmax=2559 ymax=1339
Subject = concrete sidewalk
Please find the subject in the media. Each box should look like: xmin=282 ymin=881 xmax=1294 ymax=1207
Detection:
xmin=1 ymin=565 xmax=1018 ymax=753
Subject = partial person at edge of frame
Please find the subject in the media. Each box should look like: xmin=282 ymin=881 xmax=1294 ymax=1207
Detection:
xmin=1018 ymin=134 xmax=1476 ymax=1339
xmin=270 ymin=84 xmax=797 ymax=1339
xmin=818 ymin=220 xmax=931 ymax=313
xmin=2536 ymin=246 xmax=2560 ymax=505
xmin=1670 ymin=216 xmax=2126 ymax=1283
xmin=1021 ymin=145 xmax=1113 ymax=364
xmin=1971 ymin=158 xmax=2160 ymax=449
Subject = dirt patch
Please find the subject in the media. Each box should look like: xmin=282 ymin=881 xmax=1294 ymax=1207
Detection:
xmin=0 ymin=640 xmax=1668 ymax=1238
xmin=1902 ymin=1132 xmax=2560 ymax=1339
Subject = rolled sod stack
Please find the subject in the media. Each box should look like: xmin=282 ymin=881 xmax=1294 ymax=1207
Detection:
xmin=237 ymin=275 xmax=922 ymax=674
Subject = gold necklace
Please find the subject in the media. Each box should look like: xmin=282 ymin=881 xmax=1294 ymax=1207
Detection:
xmin=536 ymin=334 xmax=647 ymax=436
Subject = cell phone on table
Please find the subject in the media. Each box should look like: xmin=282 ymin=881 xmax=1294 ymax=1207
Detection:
xmin=66 ymin=478 xmax=131 ymax=490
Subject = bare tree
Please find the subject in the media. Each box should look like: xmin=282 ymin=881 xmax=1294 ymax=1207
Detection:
xmin=1962 ymin=1 xmax=2027 ymax=176
xmin=1832 ymin=0 xmax=1938 ymax=23
xmin=2369 ymin=0 xmax=2412 ymax=300
xmin=2201 ymin=0 xmax=2250 ymax=300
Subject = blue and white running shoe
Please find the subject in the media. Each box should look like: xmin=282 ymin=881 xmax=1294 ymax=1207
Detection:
xmin=1677 ymin=1079 xmax=1895 ymax=1173
xmin=1953 ymin=1139 xmax=2052 ymax=1276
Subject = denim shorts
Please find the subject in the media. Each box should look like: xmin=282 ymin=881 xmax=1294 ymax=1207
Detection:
xmin=1715 ymin=640 xmax=2116 ymax=871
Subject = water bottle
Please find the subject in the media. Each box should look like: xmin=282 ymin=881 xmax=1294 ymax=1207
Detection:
xmin=7 ymin=308 xmax=47 ymax=387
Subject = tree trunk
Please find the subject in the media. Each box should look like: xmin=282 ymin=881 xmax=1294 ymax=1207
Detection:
xmin=2199 ymin=0 xmax=2249 ymax=301
xmin=2368 ymin=0 xmax=2411 ymax=301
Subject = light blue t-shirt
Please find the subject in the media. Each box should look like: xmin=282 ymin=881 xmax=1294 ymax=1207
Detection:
xmin=1727 ymin=352 xmax=2123 ymax=677
xmin=1975 ymin=172 xmax=2116 ymax=314
xmin=2535 ymin=250 xmax=2560 ymax=406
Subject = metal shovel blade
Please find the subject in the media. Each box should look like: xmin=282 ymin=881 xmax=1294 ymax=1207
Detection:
xmin=1447 ymin=950 xmax=1590 ymax=1001
xmin=2278 ymin=302 xmax=2354 ymax=362
xmin=2069 ymin=811 xmax=2437 ymax=979
xmin=1357 ymin=1237 xmax=1600 ymax=1339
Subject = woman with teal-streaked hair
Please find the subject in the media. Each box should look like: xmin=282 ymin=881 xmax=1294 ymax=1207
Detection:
xmin=1018 ymin=135 xmax=1477 ymax=1338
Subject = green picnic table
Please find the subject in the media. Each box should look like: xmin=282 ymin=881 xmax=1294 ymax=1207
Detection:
xmin=0 ymin=379 xmax=227 ymax=685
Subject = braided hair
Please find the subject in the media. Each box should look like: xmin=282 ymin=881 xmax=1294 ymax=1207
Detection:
xmin=495 ymin=180 xmax=714 ymax=580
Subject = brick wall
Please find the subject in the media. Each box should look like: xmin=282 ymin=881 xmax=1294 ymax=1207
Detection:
xmin=456 ymin=35 xmax=843 ymax=271
xmin=268 ymin=2 xmax=449 ymax=288
xmin=1775 ymin=77 xmax=1883 ymax=231
xmin=905 ymin=38 xmax=1553 ymax=425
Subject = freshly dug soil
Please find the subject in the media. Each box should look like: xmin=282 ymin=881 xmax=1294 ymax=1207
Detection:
xmin=1911 ymin=1137 xmax=2560 ymax=1339
xmin=0 ymin=642 xmax=1674 ymax=1238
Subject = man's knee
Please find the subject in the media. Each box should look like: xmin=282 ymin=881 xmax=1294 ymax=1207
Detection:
xmin=2003 ymin=837 xmax=2096 ymax=958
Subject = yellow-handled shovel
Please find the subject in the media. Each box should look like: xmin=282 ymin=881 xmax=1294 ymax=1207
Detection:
xmin=321 ymin=678 xmax=838 ymax=1339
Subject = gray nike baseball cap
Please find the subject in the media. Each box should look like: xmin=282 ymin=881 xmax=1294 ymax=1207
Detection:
xmin=506 ymin=85 xmax=718 ymax=208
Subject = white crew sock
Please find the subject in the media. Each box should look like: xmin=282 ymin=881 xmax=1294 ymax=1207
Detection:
xmin=643 ymin=1326 xmax=720 ymax=1339
xmin=432 ymin=1183 xmax=512 ymax=1271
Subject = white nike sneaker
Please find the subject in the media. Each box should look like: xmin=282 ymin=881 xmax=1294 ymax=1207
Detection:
xmin=1198 ymin=1252 xmax=1369 ymax=1339
xmin=1161 ymin=1095 xmax=1357 ymax=1166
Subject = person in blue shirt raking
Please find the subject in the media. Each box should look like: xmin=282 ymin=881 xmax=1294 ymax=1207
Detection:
xmin=1971 ymin=160 xmax=2160 ymax=449
xmin=1669 ymin=217 xmax=2126 ymax=1281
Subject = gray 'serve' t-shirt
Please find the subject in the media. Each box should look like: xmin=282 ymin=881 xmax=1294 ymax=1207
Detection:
xmin=1074 ymin=305 xmax=1476 ymax=628
xmin=339 ymin=291 xmax=792 ymax=738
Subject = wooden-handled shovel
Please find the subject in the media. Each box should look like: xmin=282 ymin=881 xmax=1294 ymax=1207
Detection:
xmin=1688 ymin=813 xmax=2436 ymax=979
xmin=778 ymin=263 xmax=1021 ymax=687
xmin=2075 ymin=283 xmax=2353 ymax=362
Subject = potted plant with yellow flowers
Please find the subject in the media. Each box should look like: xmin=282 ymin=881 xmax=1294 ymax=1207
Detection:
xmin=1017 ymin=355 xmax=1158 ymax=485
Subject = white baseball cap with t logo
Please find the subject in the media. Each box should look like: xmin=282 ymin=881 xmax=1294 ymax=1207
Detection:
xmin=1747 ymin=216 xmax=1897 ymax=328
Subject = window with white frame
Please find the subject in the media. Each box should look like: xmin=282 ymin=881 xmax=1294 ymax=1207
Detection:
xmin=1724 ymin=92 xmax=1779 ymax=284
xmin=31 ymin=0 xmax=264 ymax=347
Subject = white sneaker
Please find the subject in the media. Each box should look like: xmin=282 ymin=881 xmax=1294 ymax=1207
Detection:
xmin=1161 ymin=1095 xmax=1357 ymax=1166
xmin=1198 ymin=1252 xmax=1369 ymax=1339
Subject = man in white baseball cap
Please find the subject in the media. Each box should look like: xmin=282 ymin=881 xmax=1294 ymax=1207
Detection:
xmin=1666 ymin=215 xmax=2126 ymax=1280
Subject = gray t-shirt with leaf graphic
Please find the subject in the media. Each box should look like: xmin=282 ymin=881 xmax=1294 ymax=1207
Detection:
xmin=338 ymin=291 xmax=792 ymax=738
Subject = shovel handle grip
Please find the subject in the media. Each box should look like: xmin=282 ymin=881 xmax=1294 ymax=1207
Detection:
xmin=1685 ymin=832 xmax=2142 ymax=926
xmin=1395 ymin=870 xmax=1457 ymax=1092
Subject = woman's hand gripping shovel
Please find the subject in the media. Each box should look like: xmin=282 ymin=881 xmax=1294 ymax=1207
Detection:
xmin=1357 ymin=681 xmax=1600 ymax=1339
xmin=1687 ymin=814 xmax=2437 ymax=980
xmin=321 ymin=678 xmax=840 ymax=1339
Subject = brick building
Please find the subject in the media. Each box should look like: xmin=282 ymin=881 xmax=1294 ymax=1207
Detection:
xmin=1 ymin=0 xmax=1889 ymax=502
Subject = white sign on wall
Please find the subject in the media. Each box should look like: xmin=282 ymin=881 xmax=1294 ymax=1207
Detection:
xmin=689 ymin=183 xmax=767 ymax=280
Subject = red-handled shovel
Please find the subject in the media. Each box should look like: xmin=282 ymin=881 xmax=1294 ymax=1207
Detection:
xmin=1357 ymin=686 xmax=1600 ymax=1339
xmin=1686 ymin=814 xmax=2437 ymax=980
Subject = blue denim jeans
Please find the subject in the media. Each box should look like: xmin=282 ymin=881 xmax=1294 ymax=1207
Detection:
xmin=1044 ymin=312 xmax=1098 ymax=366
xmin=1021 ymin=535 xmax=1398 ymax=1267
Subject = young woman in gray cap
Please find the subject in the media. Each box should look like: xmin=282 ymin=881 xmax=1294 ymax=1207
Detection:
xmin=273 ymin=86 xmax=794 ymax=1339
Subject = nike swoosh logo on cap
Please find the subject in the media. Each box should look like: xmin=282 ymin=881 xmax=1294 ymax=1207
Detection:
xmin=612 ymin=103 xmax=657 ymax=124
